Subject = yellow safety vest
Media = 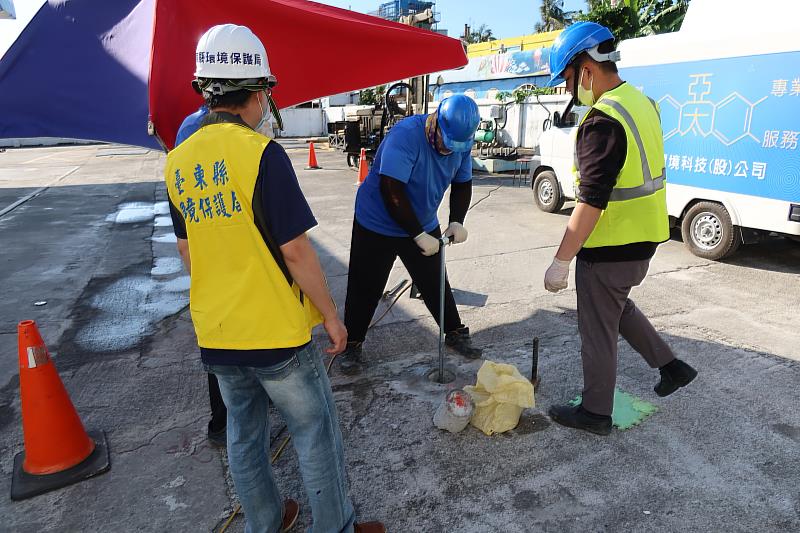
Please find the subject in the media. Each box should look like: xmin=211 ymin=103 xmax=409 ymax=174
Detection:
xmin=164 ymin=122 xmax=322 ymax=350
xmin=575 ymin=82 xmax=670 ymax=248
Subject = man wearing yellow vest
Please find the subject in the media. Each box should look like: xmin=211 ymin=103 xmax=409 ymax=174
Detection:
xmin=165 ymin=24 xmax=385 ymax=533
xmin=542 ymin=23 xmax=697 ymax=435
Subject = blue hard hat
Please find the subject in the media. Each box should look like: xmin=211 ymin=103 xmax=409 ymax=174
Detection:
xmin=546 ymin=22 xmax=615 ymax=87
xmin=437 ymin=95 xmax=480 ymax=153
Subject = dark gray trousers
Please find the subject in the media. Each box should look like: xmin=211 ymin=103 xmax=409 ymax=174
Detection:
xmin=576 ymin=258 xmax=675 ymax=416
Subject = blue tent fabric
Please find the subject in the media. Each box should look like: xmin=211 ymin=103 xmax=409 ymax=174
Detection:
xmin=0 ymin=0 xmax=160 ymax=149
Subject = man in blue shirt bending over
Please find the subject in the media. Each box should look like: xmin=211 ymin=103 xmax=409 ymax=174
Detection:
xmin=339 ymin=94 xmax=484 ymax=375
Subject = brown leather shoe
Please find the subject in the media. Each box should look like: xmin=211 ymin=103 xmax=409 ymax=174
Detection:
xmin=281 ymin=499 xmax=300 ymax=532
xmin=354 ymin=521 xmax=386 ymax=533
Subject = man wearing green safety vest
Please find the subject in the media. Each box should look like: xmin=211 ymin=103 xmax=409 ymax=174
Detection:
xmin=542 ymin=22 xmax=697 ymax=435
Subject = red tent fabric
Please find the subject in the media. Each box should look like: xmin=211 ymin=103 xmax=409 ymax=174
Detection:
xmin=150 ymin=0 xmax=467 ymax=150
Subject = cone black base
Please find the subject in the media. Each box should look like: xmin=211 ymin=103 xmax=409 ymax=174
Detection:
xmin=11 ymin=430 xmax=110 ymax=501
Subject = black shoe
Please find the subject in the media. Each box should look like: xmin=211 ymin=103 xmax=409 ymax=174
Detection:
xmin=445 ymin=326 xmax=483 ymax=359
xmin=338 ymin=341 xmax=365 ymax=376
xmin=655 ymin=358 xmax=697 ymax=397
xmin=548 ymin=404 xmax=612 ymax=436
xmin=207 ymin=425 xmax=227 ymax=448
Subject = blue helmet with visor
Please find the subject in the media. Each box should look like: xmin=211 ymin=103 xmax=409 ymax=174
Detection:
xmin=437 ymin=95 xmax=480 ymax=153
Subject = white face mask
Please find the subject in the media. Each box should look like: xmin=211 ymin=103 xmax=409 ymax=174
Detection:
xmin=577 ymin=68 xmax=596 ymax=107
xmin=256 ymin=91 xmax=272 ymax=130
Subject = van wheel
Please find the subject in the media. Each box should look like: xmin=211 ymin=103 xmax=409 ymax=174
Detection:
xmin=533 ymin=171 xmax=564 ymax=213
xmin=681 ymin=202 xmax=742 ymax=260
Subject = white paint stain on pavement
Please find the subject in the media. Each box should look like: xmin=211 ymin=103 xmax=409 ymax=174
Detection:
xmin=75 ymin=276 xmax=188 ymax=352
xmin=153 ymin=201 xmax=170 ymax=215
xmin=160 ymin=276 xmax=191 ymax=293
xmin=154 ymin=215 xmax=173 ymax=227
xmin=151 ymin=257 xmax=183 ymax=277
xmin=106 ymin=202 xmax=157 ymax=224
xmin=162 ymin=495 xmax=188 ymax=512
xmin=75 ymin=201 xmax=190 ymax=353
xmin=152 ymin=233 xmax=177 ymax=244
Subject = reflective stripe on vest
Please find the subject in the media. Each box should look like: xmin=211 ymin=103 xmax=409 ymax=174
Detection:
xmin=601 ymin=97 xmax=666 ymax=202
xmin=575 ymin=83 xmax=671 ymax=248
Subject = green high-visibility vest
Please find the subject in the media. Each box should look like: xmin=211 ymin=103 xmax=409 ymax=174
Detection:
xmin=574 ymin=82 xmax=670 ymax=248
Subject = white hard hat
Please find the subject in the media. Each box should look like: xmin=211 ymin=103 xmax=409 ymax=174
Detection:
xmin=194 ymin=24 xmax=276 ymax=86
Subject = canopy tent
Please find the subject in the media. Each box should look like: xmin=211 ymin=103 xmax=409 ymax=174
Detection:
xmin=0 ymin=0 xmax=467 ymax=151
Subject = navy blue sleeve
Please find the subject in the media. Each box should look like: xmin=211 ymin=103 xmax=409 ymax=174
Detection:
xmin=258 ymin=142 xmax=317 ymax=246
xmin=169 ymin=200 xmax=187 ymax=239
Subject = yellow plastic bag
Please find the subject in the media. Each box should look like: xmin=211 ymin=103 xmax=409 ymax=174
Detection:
xmin=464 ymin=360 xmax=535 ymax=435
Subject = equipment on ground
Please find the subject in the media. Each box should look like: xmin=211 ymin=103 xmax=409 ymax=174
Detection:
xmin=531 ymin=337 xmax=540 ymax=388
xmin=328 ymin=8 xmax=438 ymax=168
xmin=427 ymin=237 xmax=455 ymax=384
xmin=328 ymin=82 xmax=416 ymax=169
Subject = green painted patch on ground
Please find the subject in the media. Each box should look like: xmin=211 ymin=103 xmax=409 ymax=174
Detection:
xmin=569 ymin=389 xmax=658 ymax=430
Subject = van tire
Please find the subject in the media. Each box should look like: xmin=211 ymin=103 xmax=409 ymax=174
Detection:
xmin=533 ymin=171 xmax=565 ymax=213
xmin=681 ymin=202 xmax=742 ymax=260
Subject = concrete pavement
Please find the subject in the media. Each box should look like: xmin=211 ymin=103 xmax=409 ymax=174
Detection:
xmin=1 ymin=143 xmax=798 ymax=532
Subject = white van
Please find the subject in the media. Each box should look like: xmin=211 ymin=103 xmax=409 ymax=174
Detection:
xmin=529 ymin=0 xmax=800 ymax=260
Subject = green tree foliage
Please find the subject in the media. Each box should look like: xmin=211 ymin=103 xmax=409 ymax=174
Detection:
xmin=464 ymin=24 xmax=496 ymax=44
xmin=358 ymin=84 xmax=386 ymax=106
xmin=535 ymin=0 xmax=570 ymax=32
xmin=577 ymin=0 xmax=689 ymax=41
xmin=496 ymin=86 xmax=555 ymax=104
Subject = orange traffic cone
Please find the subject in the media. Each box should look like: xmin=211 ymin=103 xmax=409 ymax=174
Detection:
xmin=305 ymin=141 xmax=322 ymax=170
xmin=11 ymin=320 xmax=110 ymax=500
xmin=356 ymin=148 xmax=369 ymax=185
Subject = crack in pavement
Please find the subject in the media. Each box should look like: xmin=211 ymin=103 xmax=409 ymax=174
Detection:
xmin=467 ymin=183 xmax=504 ymax=212
xmin=649 ymin=262 xmax=714 ymax=276
xmin=115 ymin=415 xmax=205 ymax=455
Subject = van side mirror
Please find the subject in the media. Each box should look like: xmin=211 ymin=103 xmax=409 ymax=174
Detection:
xmin=552 ymin=111 xmax=561 ymax=128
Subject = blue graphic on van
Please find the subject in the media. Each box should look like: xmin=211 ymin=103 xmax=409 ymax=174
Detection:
xmin=622 ymin=51 xmax=800 ymax=203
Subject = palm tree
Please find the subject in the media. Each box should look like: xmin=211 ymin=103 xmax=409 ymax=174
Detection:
xmin=535 ymin=0 xmax=569 ymax=32
xmin=464 ymin=24 xmax=496 ymax=44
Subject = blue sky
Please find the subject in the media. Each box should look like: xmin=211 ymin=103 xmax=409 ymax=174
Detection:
xmin=318 ymin=0 xmax=587 ymax=40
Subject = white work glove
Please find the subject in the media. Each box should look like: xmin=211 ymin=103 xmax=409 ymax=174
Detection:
xmin=414 ymin=232 xmax=440 ymax=256
xmin=443 ymin=222 xmax=468 ymax=244
xmin=544 ymin=257 xmax=571 ymax=293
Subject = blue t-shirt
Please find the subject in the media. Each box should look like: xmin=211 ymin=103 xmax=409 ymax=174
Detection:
xmin=354 ymin=114 xmax=473 ymax=237
xmin=175 ymin=106 xmax=209 ymax=146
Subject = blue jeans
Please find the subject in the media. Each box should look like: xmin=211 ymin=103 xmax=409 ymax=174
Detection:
xmin=208 ymin=343 xmax=355 ymax=533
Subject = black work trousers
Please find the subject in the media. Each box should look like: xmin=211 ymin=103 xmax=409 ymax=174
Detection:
xmin=207 ymin=373 xmax=227 ymax=433
xmin=344 ymin=220 xmax=462 ymax=343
